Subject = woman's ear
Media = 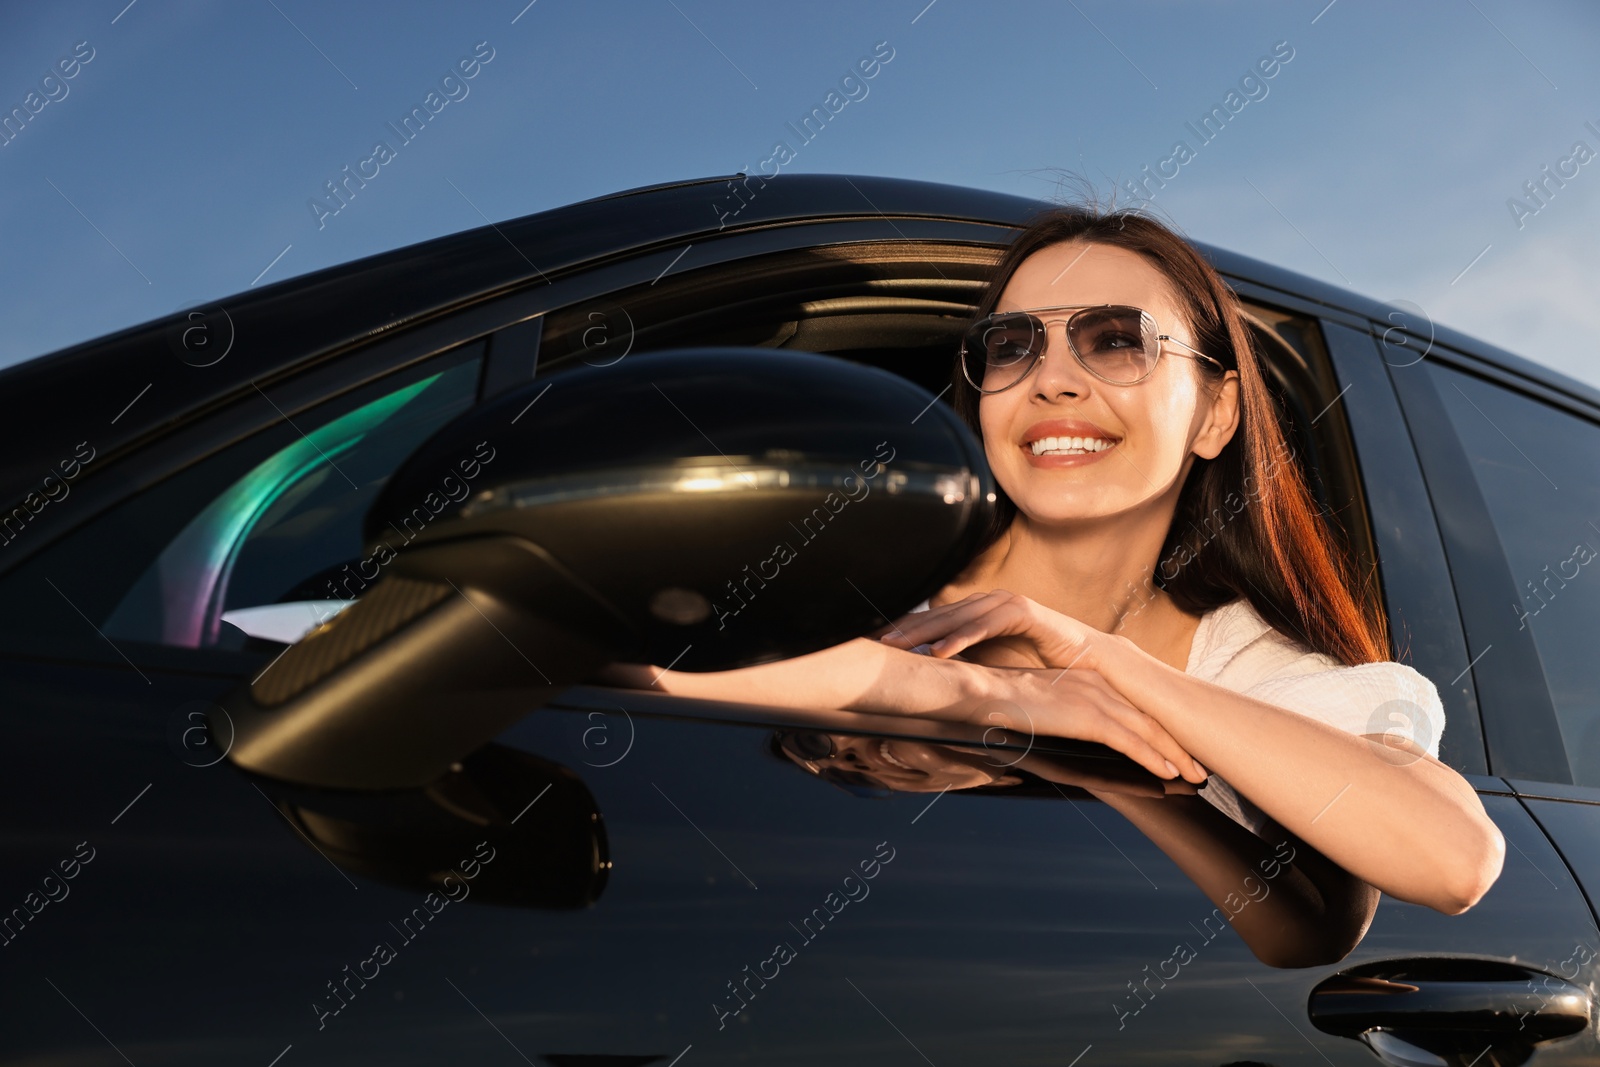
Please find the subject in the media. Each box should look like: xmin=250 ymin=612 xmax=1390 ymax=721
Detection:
xmin=1192 ymin=370 xmax=1241 ymax=460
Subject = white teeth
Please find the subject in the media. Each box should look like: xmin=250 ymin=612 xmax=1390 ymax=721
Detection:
xmin=878 ymin=739 xmax=913 ymax=770
xmin=1029 ymin=435 xmax=1116 ymax=456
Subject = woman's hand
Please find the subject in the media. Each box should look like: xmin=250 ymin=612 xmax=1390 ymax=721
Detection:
xmin=979 ymin=666 xmax=1209 ymax=783
xmin=880 ymin=590 xmax=1098 ymax=669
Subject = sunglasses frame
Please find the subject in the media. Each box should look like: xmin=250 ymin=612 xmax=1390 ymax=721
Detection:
xmin=960 ymin=303 xmax=1226 ymax=393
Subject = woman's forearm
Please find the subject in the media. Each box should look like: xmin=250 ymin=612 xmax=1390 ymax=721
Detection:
xmin=1084 ymin=632 xmax=1505 ymax=914
xmin=621 ymin=637 xmax=988 ymax=720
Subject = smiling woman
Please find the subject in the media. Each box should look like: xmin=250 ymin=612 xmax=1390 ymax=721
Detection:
xmin=612 ymin=202 xmax=1505 ymax=917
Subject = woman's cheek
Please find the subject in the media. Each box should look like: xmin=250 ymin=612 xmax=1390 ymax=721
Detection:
xmin=982 ymin=421 xmax=1023 ymax=487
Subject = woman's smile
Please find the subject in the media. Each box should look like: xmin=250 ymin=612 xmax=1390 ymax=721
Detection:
xmin=876 ymin=738 xmax=915 ymax=770
xmin=1021 ymin=416 xmax=1121 ymax=468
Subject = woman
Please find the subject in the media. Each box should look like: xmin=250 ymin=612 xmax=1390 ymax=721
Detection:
xmin=605 ymin=205 xmax=1505 ymax=916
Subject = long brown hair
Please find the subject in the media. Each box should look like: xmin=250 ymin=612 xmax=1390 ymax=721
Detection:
xmin=951 ymin=206 xmax=1389 ymax=667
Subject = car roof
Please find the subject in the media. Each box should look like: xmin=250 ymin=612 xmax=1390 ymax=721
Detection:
xmin=3 ymin=173 xmax=1595 ymax=513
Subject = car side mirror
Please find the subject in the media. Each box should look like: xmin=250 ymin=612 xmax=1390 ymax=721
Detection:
xmin=218 ymin=348 xmax=995 ymax=789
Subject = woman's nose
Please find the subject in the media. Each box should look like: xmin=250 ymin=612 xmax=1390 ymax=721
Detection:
xmin=1030 ymin=321 xmax=1092 ymax=397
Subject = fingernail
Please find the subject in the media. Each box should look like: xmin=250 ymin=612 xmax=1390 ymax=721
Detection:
xmin=930 ymin=639 xmax=947 ymax=651
xmin=1163 ymin=760 xmax=1179 ymax=777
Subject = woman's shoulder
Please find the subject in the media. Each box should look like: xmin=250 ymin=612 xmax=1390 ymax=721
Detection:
xmin=1187 ymin=595 xmax=1405 ymax=682
xmin=1184 ymin=597 xmax=1306 ymax=679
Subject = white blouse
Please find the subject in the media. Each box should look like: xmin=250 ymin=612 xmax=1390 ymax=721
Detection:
xmin=904 ymin=596 xmax=1447 ymax=836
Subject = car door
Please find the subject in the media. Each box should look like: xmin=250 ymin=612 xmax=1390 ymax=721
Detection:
xmin=1383 ymin=334 xmax=1600 ymax=1010
xmin=2 ymin=186 xmax=1595 ymax=1066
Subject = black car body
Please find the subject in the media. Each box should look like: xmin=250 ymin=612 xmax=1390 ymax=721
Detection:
xmin=2 ymin=174 xmax=1599 ymax=1065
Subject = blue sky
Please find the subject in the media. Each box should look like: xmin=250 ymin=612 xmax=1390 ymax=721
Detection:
xmin=3 ymin=0 xmax=1598 ymax=389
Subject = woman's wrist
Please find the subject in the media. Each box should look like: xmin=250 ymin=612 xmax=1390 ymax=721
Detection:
xmin=951 ymin=653 xmax=1017 ymax=711
xmin=1076 ymin=629 xmax=1161 ymax=709
xmin=864 ymin=650 xmax=1014 ymax=726
xmin=1075 ymin=626 xmax=1128 ymax=675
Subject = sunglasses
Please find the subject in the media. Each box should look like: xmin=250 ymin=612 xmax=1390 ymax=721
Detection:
xmin=774 ymin=731 xmax=893 ymax=798
xmin=961 ymin=304 xmax=1225 ymax=392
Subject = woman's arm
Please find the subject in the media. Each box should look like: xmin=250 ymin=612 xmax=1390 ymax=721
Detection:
xmin=593 ymin=638 xmax=1209 ymax=783
xmin=597 ymin=638 xmax=970 ymax=716
xmin=1089 ymin=633 xmax=1504 ymax=915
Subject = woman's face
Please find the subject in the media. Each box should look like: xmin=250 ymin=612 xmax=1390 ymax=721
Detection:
xmin=977 ymin=240 xmax=1240 ymax=528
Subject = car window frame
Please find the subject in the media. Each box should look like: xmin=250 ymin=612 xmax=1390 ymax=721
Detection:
xmin=1313 ymin=319 xmax=1490 ymax=775
xmin=519 ymin=244 xmax=1473 ymax=774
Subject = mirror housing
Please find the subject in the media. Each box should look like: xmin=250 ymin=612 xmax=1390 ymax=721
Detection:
xmin=219 ymin=348 xmax=995 ymax=789
xmin=371 ymin=346 xmax=994 ymax=669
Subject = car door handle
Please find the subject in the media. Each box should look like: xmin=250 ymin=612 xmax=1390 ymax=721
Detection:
xmin=1308 ymin=956 xmax=1591 ymax=1067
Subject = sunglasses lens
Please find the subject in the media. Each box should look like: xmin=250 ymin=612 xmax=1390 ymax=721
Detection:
xmin=963 ymin=312 xmax=1041 ymax=392
xmin=1068 ymin=306 xmax=1159 ymax=383
xmin=780 ymin=731 xmax=834 ymax=761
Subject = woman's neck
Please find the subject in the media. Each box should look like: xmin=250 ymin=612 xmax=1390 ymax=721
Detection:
xmin=942 ymin=510 xmax=1204 ymax=669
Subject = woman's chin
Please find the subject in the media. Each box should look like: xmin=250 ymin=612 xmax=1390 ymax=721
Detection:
xmin=1010 ymin=496 xmax=1126 ymax=527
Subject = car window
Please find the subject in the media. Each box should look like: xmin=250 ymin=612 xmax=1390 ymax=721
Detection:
xmin=1428 ymin=363 xmax=1600 ymax=785
xmin=102 ymin=357 xmax=480 ymax=651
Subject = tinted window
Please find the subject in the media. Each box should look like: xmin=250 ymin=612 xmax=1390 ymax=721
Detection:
xmin=99 ymin=359 xmax=480 ymax=650
xmin=1429 ymin=363 xmax=1600 ymax=784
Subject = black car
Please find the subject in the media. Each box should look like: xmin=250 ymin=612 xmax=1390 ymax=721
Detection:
xmin=1 ymin=174 xmax=1598 ymax=1066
